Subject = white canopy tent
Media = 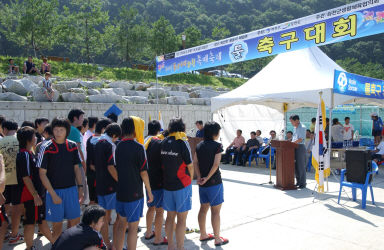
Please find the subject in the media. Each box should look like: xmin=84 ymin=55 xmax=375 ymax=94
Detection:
xmin=211 ymin=47 xmax=384 ymax=147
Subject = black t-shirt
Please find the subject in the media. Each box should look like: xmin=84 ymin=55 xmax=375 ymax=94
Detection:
xmin=246 ymin=138 xmax=260 ymax=149
xmin=16 ymin=150 xmax=44 ymax=201
xmin=115 ymin=138 xmax=148 ymax=202
xmin=94 ymin=138 xmax=116 ymax=196
xmin=160 ymin=136 xmax=193 ymax=191
xmin=25 ymin=61 xmax=35 ymax=73
xmin=196 ymin=140 xmax=223 ymax=187
xmin=52 ymin=223 xmax=106 ymax=250
xmin=37 ymin=139 xmax=81 ymax=189
xmin=146 ymin=137 xmax=163 ymax=190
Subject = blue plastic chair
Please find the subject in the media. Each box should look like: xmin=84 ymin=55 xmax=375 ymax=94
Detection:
xmin=257 ymin=146 xmax=275 ymax=168
xmin=230 ymin=152 xmax=239 ymax=165
xmin=248 ymin=148 xmax=259 ymax=167
xmin=337 ymin=161 xmax=378 ymax=209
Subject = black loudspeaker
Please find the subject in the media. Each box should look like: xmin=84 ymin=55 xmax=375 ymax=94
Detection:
xmin=345 ymin=149 xmax=371 ymax=184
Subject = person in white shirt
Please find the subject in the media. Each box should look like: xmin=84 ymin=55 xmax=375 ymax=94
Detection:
xmin=343 ymin=117 xmax=354 ymax=141
xmin=255 ymin=130 xmax=263 ymax=145
xmin=331 ymin=118 xmax=344 ymax=143
xmin=373 ymin=137 xmax=384 ymax=161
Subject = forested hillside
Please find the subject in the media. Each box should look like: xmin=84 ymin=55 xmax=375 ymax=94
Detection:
xmin=1 ymin=0 xmax=383 ymax=79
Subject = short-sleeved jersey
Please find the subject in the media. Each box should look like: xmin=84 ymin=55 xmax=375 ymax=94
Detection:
xmin=68 ymin=126 xmax=82 ymax=144
xmin=94 ymin=138 xmax=116 ymax=196
xmin=160 ymin=136 xmax=192 ymax=191
xmin=196 ymin=140 xmax=223 ymax=187
xmin=0 ymin=135 xmax=19 ymax=185
xmin=16 ymin=149 xmax=44 ymax=202
xmin=51 ymin=223 xmax=106 ymax=250
xmin=42 ymin=78 xmax=52 ymax=89
xmin=115 ymin=138 xmax=148 ymax=202
xmin=146 ymin=137 xmax=163 ymax=190
xmin=37 ymin=139 xmax=81 ymax=189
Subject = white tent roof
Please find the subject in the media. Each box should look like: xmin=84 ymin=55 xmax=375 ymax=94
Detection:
xmin=211 ymin=47 xmax=383 ymax=113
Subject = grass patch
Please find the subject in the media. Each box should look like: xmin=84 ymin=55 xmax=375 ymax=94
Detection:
xmin=1 ymin=55 xmax=245 ymax=89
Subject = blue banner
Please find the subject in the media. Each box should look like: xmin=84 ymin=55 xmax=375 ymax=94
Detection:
xmin=157 ymin=0 xmax=384 ymax=77
xmin=334 ymin=70 xmax=384 ymax=99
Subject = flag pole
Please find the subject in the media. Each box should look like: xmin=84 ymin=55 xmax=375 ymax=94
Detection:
xmin=327 ymin=89 xmax=334 ymax=192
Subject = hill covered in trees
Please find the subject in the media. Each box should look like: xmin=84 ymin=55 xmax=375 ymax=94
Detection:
xmin=1 ymin=0 xmax=383 ymax=79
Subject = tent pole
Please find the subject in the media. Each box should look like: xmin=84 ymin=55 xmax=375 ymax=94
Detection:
xmin=156 ymin=73 xmax=159 ymax=115
xmin=360 ymin=105 xmax=363 ymax=138
xmin=327 ymin=89 xmax=334 ymax=192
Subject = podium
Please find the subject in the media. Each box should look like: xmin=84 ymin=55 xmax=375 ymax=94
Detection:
xmin=271 ymin=140 xmax=298 ymax=190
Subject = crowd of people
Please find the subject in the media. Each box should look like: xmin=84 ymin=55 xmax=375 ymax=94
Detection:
xmin=0 ymin=110 xmax=229 ymax=250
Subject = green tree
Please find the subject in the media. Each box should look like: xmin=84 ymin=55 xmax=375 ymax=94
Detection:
xmin=183 ymin=25 xmax=202 ymax=48
xmin=59 ymin=0 xmax=109 ymax=64
xmin=0 ymin=0 xmax=59 ymax=57
xmin=212 ymin=26 xmax=230 ymax=40
xmin=150 ymin=16 xmax=177 ymax=56
xmin=111 ymin=5 xmax=151 ymax=66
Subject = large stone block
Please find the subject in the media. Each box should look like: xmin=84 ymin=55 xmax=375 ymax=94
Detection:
xmin=147 ymin=88 xmax=166 ymax=98
xmin=123 ymin=96 xmax=148 ymax=104
xmin=62 ymin=92 xmax=86 ymax=103
xmin=136 ymin=91 xmax=149 ymax=98
xmin=168 ymin=91 xmax=190 ymax=98
xmin=108 ymin=81 xmax=133 ymax=89
xmin=53 ymin=84 xmax=69 ymax=93
xmin=124 ymin=90 xmax=138 ymax=96
xmin=134 ymin=83 xmax=150 ymax=91
xmin=188 ymin=98 xmax=205 ymax=105
xmin=25 ymin=75 xmax=44 ymax=85
xmin=88 ymin=94 xmax=122 ymax=103
xmin=87 ymin=89 xmax=100 ymax=95
xmin=166 ymin=96 xmax=187 ymax=105
xmin=2 ymin=79 xmax=39 ymax=96
xmin=100 ymin=88 xmax=117 ymax=95
xmin=80 ymin=81 xmax=104 ymax=89
xmin=32 ymin=87 xmax=60 ymax=102
xmin=69 ymin=88 xmax=86 ymax=94
xmin=57 ymin=80 xmax=81 ymax=89
xmin=0 ymin=92 xmax=28 ymax=101
xmin=112 ymin=88 xmax=125 ymax=96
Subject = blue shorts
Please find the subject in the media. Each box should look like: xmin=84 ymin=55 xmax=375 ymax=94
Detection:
xmin=116 ymin=198 xmax=144 ymax=223
xmin=199 ymin=183 xmax=224 ymax=206
xmin=46 ymin=186 xmax=81 ymax=222
xmin=147 ymin=189 xmax=164 ymax=208
xmin=98 ymin=193 xmax=116 ymax=210
xmin=163 ymin=185 xmax=192 ymax=213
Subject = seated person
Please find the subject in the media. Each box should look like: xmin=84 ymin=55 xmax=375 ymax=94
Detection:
xmin=238 ymin=131 xmax=260 ymax=166
xmin=23 ymin=56 xmax=40 ymax=75
xmin=52 ymin=205 xmax=107 ymax=250
xmin=41 ymin=58 xmax=51 ymax=74
xmin=286 ymin=131 xmax=293 ymax=141
xmin=255 ymin=130 xmax=263 ymax=145
xmin=42 ymin=72 xmax=55 ymax=101
xmin=8 ymin=59 xmax=19 ymax=74
xmin=372 ymin=136 xmax=384 ymax=161
xmin=222 ymin=129 xmax=245 ymax=165
xmin=195 ymin=120 xmax=204 ymax=138
xmin=266 ymin=130 xmax=277 ymax=145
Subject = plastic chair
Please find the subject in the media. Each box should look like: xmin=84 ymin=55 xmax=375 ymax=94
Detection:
xmin=229 ymin=152 xmax=239 ymax=165
xmin=248 ymin=148 xmax=259 ymax=167
xmin=337 ymin=161 xmax=378 ymax=209
xmin=258 ymin=146 xmax=275 ymax=168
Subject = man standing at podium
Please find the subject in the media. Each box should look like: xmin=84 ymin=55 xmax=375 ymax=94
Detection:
xmin=290 ymin=115 xmax=307 ymax=189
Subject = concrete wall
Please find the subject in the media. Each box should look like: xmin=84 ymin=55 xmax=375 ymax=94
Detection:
xmin=0 ymin=102 xmax=212 ymax=136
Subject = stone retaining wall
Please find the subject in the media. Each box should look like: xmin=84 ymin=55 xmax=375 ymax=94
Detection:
xmin=0 ymin=101 xmax=212 ymax=135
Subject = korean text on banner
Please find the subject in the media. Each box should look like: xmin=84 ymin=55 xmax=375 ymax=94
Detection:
xmin=157 ymin=0 xmax=384 ymax=77
xmin=334 ymin=69 xmax=384 ymax=99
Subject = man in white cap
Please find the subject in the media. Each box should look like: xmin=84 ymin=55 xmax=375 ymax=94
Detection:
xmin=371 ymin=112 xmax=383 ymax=145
